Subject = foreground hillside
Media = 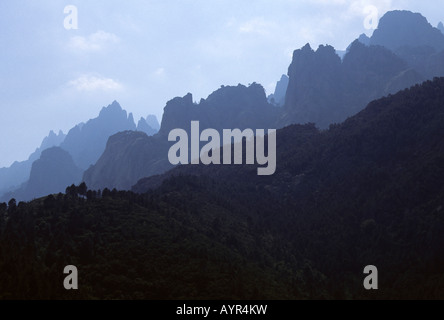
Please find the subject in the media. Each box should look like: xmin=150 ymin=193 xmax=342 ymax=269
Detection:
xmin=2 ymin=78 xmax=444 ymax=299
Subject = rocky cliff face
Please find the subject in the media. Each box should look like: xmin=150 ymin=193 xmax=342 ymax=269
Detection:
xmin=83 ymin=131 xmax=171 ymax=191
xmin=279 ymin=41 xmax=423 ymax=128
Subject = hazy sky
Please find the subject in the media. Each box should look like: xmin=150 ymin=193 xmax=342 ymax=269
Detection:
xmin=0 ymin=0 xmax=443 ymax=168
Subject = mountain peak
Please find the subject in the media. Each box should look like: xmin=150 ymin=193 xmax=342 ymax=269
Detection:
xmin=128 ymin=112 xmax=135 ymax=124
xmin=99 ymin=101 xmax=125 ymax=118
xmin=136 ymin=117 xmax=157 ymax=136
xmin=268 ymin=75 xmax=289 ymax=107
xmin=358 ymin=33 xmax=370 ymax=46
xmin=370 ymin=10 xmax=444 ymax=52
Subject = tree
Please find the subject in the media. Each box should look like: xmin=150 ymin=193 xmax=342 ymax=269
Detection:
xmin=8 ymin=198 xmax=16 ymax=211
xmin=78 ymin=182 xmax=87 ymax=196
xmin=65 ymin=184 xmax=77 ymax=198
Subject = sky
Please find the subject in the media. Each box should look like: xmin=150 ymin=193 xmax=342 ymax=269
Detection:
xmin=0 ymin=0 xmax=443 ymax=168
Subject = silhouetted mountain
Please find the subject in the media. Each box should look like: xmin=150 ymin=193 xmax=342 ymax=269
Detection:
xmin=1 ymin=147 xmax=82 ymax=202
xmin=137 ymin=117 xmax=157 ymax=136
xmin=0 ymin=130 xmax=66 ymax=196
xmin=370 ymin=10 xmax=444 ymax=52
xmin=159 ymin=83 xmax=278 ymax=136
xmin=61 ymin=101 xmax=136 ymax=170
xmin=268 ymin=74 xmax=289 ymax=106
xmin=83 ymin=131 xmax=171 ymax=190
xmin=39 ymin=130 xmax=66 ymax=152
xmin=0 ymin=102 xmax=141 ymax=202
xmin=368 ymin=11 xmax=444 ymax=79
xmin=84 ymin=83 xmax=279 ymax=190
xmin=357 ymin=33 xmax=370 ymax=46
xmin=279 ymin=41 xmax=423 ymax=128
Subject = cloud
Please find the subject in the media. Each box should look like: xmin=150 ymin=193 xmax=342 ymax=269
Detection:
xmin=68 ymin=75 xmax=123 ymax=92
xmin=68 ymin=31 xmax=119 ymax=52
xmin=239 ymin=18 xmax=276 ymax=36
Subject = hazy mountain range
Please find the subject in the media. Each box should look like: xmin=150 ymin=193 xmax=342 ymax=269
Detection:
xmin=85 ymin=10 xmax=444 ymax=192
xmin=2 ymin=10 xmax=444 ymax=202
xmin=0 ymin=103 xmax=159 ymax=201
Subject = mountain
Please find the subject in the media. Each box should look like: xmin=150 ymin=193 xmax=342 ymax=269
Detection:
xmin=268 ymin=74 xmax=289 ymax=106
xmin=0 ymin=101 xmax=142 ymax=202
xmin=279 ymin=11 xmax=444 ymax=129
xmin=369 ymin=11 xmax=444 ymax=79
xmin=1 ymin=147 xmax=82 ymax=202
xmin=61 ymin=101 xmax=137 ymax=170
xmin=357 ymin=33 xmax=370 ymax=46
xmin=158 ymin=83 xmax=278 ymax=136
xmin=146 ymin=115 xmax=160 ymax=131
xmin=39 ymin=130 xmax=67 ymax=151
xmin=137 ymin=116 xmax=158 ymax=136
xmin=278 ymin=41 xmax=423 ymax=128
xmin=83 ymin=131 xmax=171 ymax=191
xmin=3 ymin=78 xmax=444 ymax=299
xmin=370 ymin=11 xmax=444 ymax=52
xmin=133 ymin=77 xmax=444 ymax=299
xmin=84 ymin=83 xmax=279 ymax=191
xmin=0 ymin=130 xmax=66 ymax=196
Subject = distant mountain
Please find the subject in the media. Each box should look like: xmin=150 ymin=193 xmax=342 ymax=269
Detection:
xmin=87 ymin=11 xmax=444 ymax=190
xmin=278 ymin=41 xmax=423 ymax=128
xmin=136 ymin=77 xmax=444 ymax=195
xmin=146 ymin=115 xmax=160 ymax=131
xmin=137 ymin=116 xmax=158 ymax=136
xmin=0 ymin=101 xmax=146 ymax=202
xmin=357 ymin=33 xmax=370 ymax=46
xmin=368 ymin=11 xmax=444 ymax=79
xmin=39 ymin=130 xmax=67 ymax=152
xmin=158 ymin=83 xmax=279 ymax=137
xmin=84 ymin=83 xmax=279 ymax=190
xmin=83 ymin=132 xmax=171 ymax=191
xmin=8 ymin=9 xmax=442 ymax=198
xmin=268 ymin=75 xmax=289 ymax=106
xmin=370 ymin=10 xmax=444 ymax=52
xmin=1 ymin=147 xmax=82 ymax=202
xmin=0 ymin=130 xmax=66 ymax=196
xmin=61 ymin=101 xmax=136 ymax=170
